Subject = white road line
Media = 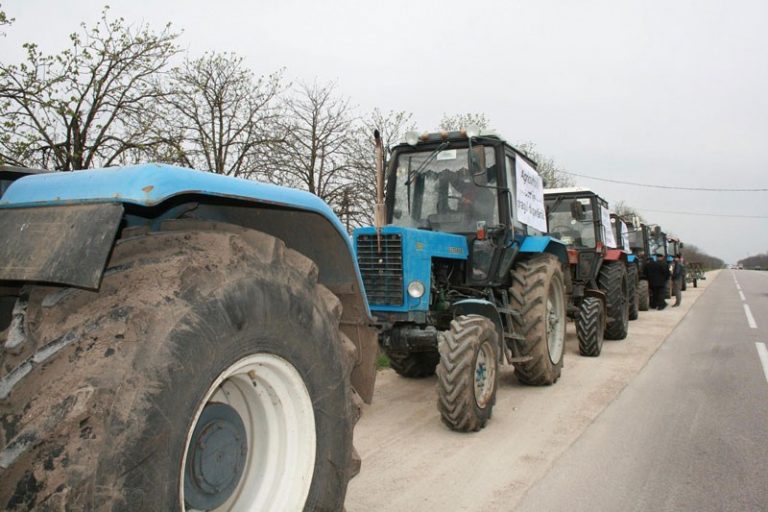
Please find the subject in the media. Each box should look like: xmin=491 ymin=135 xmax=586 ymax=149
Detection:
xmin=756 ymin=343 xmax=768 ymax=384
xmin=736 ymin=284 xmax=742 ymax=291
xmin=739 ymin=290 xmax=746 ymax=301
xmin=744 ymin=304 xmax=758 ymax=329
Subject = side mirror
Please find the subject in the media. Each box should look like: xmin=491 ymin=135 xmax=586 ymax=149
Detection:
xmin=570 ymin=200 xmax=585 ymax=221
xmin=679 ymin=242 xmax=685 ymax=249
xmin=653 ymin=226 xmax=661 ymax=236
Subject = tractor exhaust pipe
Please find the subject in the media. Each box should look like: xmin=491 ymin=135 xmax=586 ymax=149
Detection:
xmin=374 ymin=130 xmax=385 ymax=250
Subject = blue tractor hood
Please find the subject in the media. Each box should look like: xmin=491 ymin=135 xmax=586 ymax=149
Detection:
xmin=1 ymin=163 xmax=339 ymax=223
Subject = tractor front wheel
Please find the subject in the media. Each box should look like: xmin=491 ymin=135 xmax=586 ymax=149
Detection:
xmin=436 ymin=315 xmax=499 ymax=432
xmin=386 ymin=350 xmax=439 ymax=378
xmin=598 ymin=261 xmax=629 ymax=340
xmin=576 ymin=297 xmax=605 ymax=357
xmin=627 ymin=264 xmax=639 ymax=321
xmin=638 ymin=279 xmax=650 ymax=311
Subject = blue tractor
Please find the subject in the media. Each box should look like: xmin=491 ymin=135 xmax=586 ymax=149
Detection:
xmin=353 ymin=130 xmax=568 ymax=432
xmin=0 ymin=164 xmax=378 ymax=510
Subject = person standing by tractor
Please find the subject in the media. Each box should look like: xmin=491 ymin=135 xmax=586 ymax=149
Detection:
xmin=646 ymin=253 xmax=671 ymax=310
xmin=671 ymin=254 xmax=684 ymax=307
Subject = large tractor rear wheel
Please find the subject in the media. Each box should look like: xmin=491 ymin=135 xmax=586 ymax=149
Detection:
xmin=509 ymin=254 xmax=566 ymax=386
xmin=598 ymin=261 xmax=629 ymax=340
xmin=627 ymin=263 xmax=639 ymax=321
xmin=0 ymin=223 xmax=360 ymax=511
xmin=386 ymin=350 xmax=439 ymax=378
xmin=576 ymin=297 xmax=605 ymax=357
xmin=436 ymin=315 xmax=498 ymax=432
xmin=638 ymin=279 xmax=650 ymax=311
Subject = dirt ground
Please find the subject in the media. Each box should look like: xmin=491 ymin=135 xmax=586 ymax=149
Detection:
xmin=346 ymin=273 xmax=717 ymax=511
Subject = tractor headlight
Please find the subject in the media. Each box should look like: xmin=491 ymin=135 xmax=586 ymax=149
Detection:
xmin=407 ymin=280 xmax=425 ymax=299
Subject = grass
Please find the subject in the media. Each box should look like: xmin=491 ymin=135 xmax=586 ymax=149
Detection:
xmin=376 ymin=352 xmax=390 ymax=370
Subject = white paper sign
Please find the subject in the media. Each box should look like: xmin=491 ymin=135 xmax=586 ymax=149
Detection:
xmin=601 ymin=206 xmax=617 ymax=248
xmin=621 ymin=221 xmax=630 ymax=251
xmin=515 ymin=156 xmax=547 ymax=232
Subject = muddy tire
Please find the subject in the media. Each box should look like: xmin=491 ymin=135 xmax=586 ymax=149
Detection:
xmin=638 ymin=279 xmax=650 ymax=311
xmin=436 ymin=315 xmax=498 ymax=432
xmin=0 ymin=222 xmax=360 ymax=511
xmin=627 ymin=264 xmax=639 ymax=321
xmin=509 ymin=254 xmax=566 ymax=386
xmin=386 ymin=350 xmax=439 ymax=378
xmin=598 ymin=261 xmax=629 ymax=340
xmin=576 ymin=297 xmax=604 ymax=357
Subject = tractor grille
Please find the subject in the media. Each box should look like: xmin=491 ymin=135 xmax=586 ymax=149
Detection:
xmin=356 ymin=234 xmax=404 ymax=306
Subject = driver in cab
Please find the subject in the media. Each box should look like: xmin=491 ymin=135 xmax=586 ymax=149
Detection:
xmin=438 ymin=166 xmax=496 ymax=227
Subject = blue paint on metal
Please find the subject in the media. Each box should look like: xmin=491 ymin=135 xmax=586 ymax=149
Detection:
xmin=353 ymin=226 xmax=467 ymax=314
xmin=2 ymin=163 xmax=334 ymax=214
xmin=0 ymin=163 xmax=353 ymax=255
xmin=627 ymin=254 xmax=637 ymax=263
xmin=519 ymin=235 xmax=568 ymax=265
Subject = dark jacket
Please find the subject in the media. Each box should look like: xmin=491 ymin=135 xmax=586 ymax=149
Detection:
xmin=645 ymin=259 xmax=671 ymax=287
xmin=672 ymin=261 xmax=684 ymax=281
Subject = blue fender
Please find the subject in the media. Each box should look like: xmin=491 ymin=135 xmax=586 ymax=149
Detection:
xmin=519 ymin=235 xmax=568 ymax=266
xmin=452 ymin=298 xmax=504 ymax=350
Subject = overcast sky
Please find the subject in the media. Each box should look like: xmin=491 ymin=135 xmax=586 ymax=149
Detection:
xmin=4 ymin=0 xmax=767 ymax=262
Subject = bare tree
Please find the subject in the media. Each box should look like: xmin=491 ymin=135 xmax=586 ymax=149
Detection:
xmin=439 ymin=112 xmax=491 ymax=131
xmin=270 ymin=81 xmax=355 ymax=205
xmin=158 ymin=52 xmax=285 ymax=176
xmin=0 ymin=7 xmax=179 ymax=170
xmin=344 ymin=109 xmax=415 ymax=228
xmin=515 ymin=141 xmax=575 ymax=189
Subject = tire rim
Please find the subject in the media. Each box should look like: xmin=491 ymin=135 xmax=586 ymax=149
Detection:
xmin=180 ymin=354 xmax=316 ymax=511
xmin=546 ymin=275 xmax=566 ymax=365
xmin=473 ymin=340 xmax=496 ymax=408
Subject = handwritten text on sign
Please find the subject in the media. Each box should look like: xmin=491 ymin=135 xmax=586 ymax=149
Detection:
xmin=601 ymin=206 xmax=617 ymax=248
xmin=515 ymin=156 xmax=547 ymax=232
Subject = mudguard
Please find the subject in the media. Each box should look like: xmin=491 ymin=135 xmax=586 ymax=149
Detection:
xmin=603 ymin=248 xmax=628 ymax=263
xmin=519 ymin=235 xmax=568 ymax=266
xmin=452 ymin=298 xmax=504 ymax=349
xmin=0 ymin=204 xmax=123 ymax=288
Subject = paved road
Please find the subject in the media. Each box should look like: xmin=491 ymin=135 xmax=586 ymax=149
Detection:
xmin=515 ymin=270 xmax=768 ymax=512
xmin=346 ymin=273 xmax=719 ymax=511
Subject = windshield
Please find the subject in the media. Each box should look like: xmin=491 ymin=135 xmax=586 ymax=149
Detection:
xmin=389 ymin=146 xmax=498 ymax=233
xmin=649 ymin=234 xmax=665 ymax=256
xmin=545 ymin=196 xmax=597 ymax=248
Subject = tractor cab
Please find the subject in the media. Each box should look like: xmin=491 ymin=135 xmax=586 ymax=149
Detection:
xmin=625 ymin=218 xmax=651 ymax=261
xmin=382 ymin=131 xmax=551 ymax=288
xmin=666 ymin=236 xmax=683 ymax=260
xmin=544 ymin=187 xmax=620 ymax=288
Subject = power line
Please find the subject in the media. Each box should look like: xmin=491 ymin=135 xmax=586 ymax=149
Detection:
xmin=637 ymin=207 xmax=768 ymax=219
xmin=560 ymin=170 xmax=768 ymax=192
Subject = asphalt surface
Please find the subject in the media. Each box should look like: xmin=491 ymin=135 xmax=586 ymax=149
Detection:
xmin=515 ymin=270 xmax=768 ymax=512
